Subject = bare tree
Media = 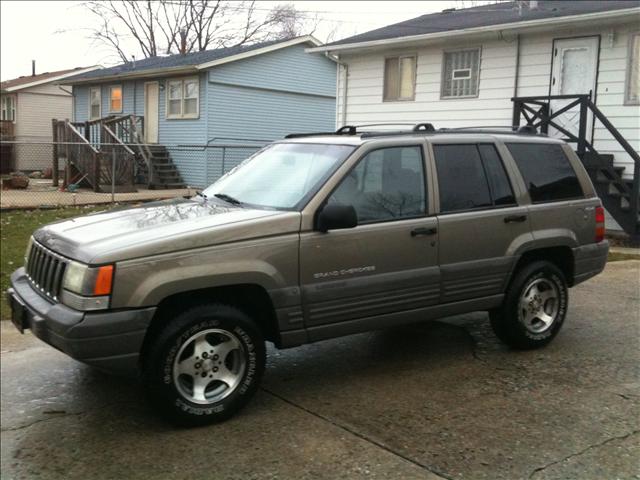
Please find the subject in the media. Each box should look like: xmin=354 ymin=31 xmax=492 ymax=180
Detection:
xmin=83 ymin=1 xmax=319 ymax=63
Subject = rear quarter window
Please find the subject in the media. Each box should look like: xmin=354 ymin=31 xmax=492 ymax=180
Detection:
xmin=506 ymin=143 xmax=583 ymax=203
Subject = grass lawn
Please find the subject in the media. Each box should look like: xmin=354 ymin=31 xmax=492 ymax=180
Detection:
xmin=0 ymin=207 xmax=639 ymax=321
xmin=1 ymin=206 xmax=106 ymax=319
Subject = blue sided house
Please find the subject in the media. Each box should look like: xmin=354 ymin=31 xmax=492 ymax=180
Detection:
xmin=61 ymin=36 xmax=336 ymax=190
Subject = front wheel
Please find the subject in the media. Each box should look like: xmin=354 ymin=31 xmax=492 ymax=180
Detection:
xmin=142 ymin=304 xmax=266 ymax=426
xmin=490 ymin=261 xmax=568 ymax=349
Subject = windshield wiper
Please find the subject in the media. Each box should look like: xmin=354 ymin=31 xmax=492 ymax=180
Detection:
xmin=213 ymin=193 xmax=243 ymax=205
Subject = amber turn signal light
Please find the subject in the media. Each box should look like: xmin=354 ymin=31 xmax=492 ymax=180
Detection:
xmin=93 ymin=265 xmax=114 ymax=296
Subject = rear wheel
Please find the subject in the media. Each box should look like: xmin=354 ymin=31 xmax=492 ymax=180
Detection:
xmin=142 ymin=304 xmax=266 ymax=426
xmin=490 ymin=261 xmax=568 ymax=349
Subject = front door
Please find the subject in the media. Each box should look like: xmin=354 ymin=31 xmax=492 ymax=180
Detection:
xmin=549 ymin=36 xmax=599 ymax=140
xmin=299 ymin=145 xmax=439 ymax=340
xmin=144 ymin=82 xmax=159 ymax=143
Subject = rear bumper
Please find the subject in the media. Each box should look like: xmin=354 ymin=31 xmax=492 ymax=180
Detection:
xmin=572 ymin=241 xmax=609 ymax=286
xmin=7 ymin=268 xmax=156 ymax=376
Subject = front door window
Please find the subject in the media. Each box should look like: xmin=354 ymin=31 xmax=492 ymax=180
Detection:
xmin=327 ymin=146 xmax=426 ymax=223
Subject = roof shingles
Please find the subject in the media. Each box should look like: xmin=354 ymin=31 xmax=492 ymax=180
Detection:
xmin=64 ymin=38 xmax=289 ymax=83
xmin=1 ymin=67 xmax=91 ymax=91
xmin=326 ymin=0 xmax=640 ymax=47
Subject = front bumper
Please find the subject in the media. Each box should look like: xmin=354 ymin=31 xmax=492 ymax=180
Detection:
xmin=572 ymin=240 xmax=609 ymax=286
xmin=7 ymin=267 xmax=156 ymax=376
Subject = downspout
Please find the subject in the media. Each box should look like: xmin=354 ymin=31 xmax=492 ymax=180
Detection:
xmin=513 ymin=33 xmax=521 ymax=128
xmin=513 ymin=33 xmax=520 ymax=98
xmin=58 ymin=85 xmax=74 ymax=121
xmin=341 ymin=61 xmax=348 ymax=127
xmin=327 ymin=52 xmax=348 ymax=128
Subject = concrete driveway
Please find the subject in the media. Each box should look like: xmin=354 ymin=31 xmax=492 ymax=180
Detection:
xmin=2 ymin=261 xmax=639 ymax=480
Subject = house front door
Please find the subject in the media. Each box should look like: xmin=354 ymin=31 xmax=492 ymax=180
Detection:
xmin=144 ymin=82 xmax=159 ymax=143
xmin=549 ymin=36 xmax=599 ymax=141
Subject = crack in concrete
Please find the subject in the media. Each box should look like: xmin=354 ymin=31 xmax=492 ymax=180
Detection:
xmin=1 ymin=400 xmax=137 ymax=433
xmin=615 ymin=392 xmax=639 ymax=401
xmin=260 ymin=386 xmax=452 ymax=480
xmin=528 ymin=430 xmax=640 ymax=479
xmin=460 ymin=327 xmax=484 ymax=362
xmin=2 ymin=411 xmax=87 ymax=433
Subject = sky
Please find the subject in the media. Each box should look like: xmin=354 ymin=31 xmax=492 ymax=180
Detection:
xmin=0 ymin=0 xmax=487 ymax=81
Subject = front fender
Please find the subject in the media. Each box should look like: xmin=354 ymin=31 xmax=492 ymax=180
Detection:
xmin=110 ymin=235 xmax=299 ymax=308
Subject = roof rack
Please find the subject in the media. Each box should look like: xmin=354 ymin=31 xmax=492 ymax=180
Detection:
xmin=438 ymin=125 xmax=541 ymax=136
xmin=284 ymin=123 xmax=541 ymax=139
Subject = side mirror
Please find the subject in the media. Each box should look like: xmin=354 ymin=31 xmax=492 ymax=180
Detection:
xmin=317 ymin=204 xmax=358 ymax=233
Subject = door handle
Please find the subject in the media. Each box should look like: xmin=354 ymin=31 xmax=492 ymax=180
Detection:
xmin=504 ymin=214 xmax=527 ymax=224
xmin=411 ymin=227 xmax=437 ymax=237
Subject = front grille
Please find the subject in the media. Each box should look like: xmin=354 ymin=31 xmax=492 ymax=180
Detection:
xmin=25 ymin=240 xmax=67 ymax=301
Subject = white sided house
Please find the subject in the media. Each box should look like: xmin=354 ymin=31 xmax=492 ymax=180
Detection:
xmin=0 ymin=65 xmax=98 ymax=172
xmin=310 ymin=0 xmax=640 ymax=237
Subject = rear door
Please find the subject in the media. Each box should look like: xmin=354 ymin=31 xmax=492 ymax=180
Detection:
xmin=504 ymin=141 xmax=593 ymax=246
xmin=432 ymin=141 xmax=531 ymax=303
xmin=299 ymin=144 xmax=439 ymax=337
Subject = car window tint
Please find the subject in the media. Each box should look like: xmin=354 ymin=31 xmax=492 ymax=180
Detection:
xmin=434 ymin=144 xmax=492 ymax=213
xmin=506 ymin=143 xmax=583 ymax=202
xmin=478 ymin=144 xmax=516 ymax=206
xmin=328 ymin=146 xmax=426 ymax=224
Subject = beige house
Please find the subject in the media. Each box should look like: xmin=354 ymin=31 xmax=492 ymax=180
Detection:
xmin=0 ymin=66 xmax=98 ymax=172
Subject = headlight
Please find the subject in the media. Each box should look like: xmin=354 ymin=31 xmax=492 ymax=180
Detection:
xmin=61 ymin=261 xmax=114 ymax=311
xmin=63 ymin=261 xmax=89 ymax=294
xmin=24 ymin=237 xmax=33 ymax=268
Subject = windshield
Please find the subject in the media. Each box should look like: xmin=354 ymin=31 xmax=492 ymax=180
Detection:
xmin=202 ymin=143 xmax=355 ymax=209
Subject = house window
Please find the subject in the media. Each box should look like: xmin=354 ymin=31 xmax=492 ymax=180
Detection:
xmin=166 ymin=77 xmax=199 ymax=119
xmin=1 ymin=95 xmax=16 ymax=121
xmin=110 ymin=85 xmax=122 ymax=113
xmin=384 ymin=55 xmax=416 ymax=101
xmin=625 ymin=33 xmax=640 ymax=105
xmin=89 ymin=87 xmax=101 ymax=120
xmin=441 ymin=48 xmax=481 ymax=98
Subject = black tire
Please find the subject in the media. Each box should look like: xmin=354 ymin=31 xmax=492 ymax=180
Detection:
xmin=142 ymin=303 xmax=266 ymax=427
xmin=490 ymin=260 xmax=568 ymax=350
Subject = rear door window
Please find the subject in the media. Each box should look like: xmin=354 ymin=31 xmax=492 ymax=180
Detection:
xmin=434 ymin=144 xmax=515 ymax=213
xmin=478 ymin=144 xmax=516 ymax=206
xmin=506 ymin=143 xmax=583 ymax=202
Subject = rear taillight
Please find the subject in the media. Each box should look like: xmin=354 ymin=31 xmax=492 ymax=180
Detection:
xmin=595 ymin=205 xmax=605 ymax=243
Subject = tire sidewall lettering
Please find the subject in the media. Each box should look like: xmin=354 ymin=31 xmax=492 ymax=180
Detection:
xmin=161 ymin=318 xmax=258 ymax=414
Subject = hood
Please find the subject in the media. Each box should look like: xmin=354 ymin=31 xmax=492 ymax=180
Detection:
xmin=33 ymin=198 xmax=301 ymax=264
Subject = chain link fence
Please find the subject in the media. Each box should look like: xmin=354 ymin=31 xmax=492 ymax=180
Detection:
xmin=0 ymin=140 xmax=266 ymax=209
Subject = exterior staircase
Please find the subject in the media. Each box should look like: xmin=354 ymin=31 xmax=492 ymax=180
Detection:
xmin=143 ymin=145 xmax=186 ymax=189
xmin=61 ymin=115 xmax=186 ymax=190
xmin=512 ymin=94 xmax=639 ymax=243
xmin=582 ymin=153 xmax=639 ymax=236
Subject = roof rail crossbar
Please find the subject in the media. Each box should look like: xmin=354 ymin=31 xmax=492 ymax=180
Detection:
xmin=413 ymin=123 xmax=435 ymax=132
xmin=336 ymin=125 xmax=357 ymax=135
xmin=438 ymin=125 xmax=542 ymax=136
xmin=284 ymin=132 xmax=338 ymax=139
xmin=517 ymin=125 xmax=538 ymax=134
